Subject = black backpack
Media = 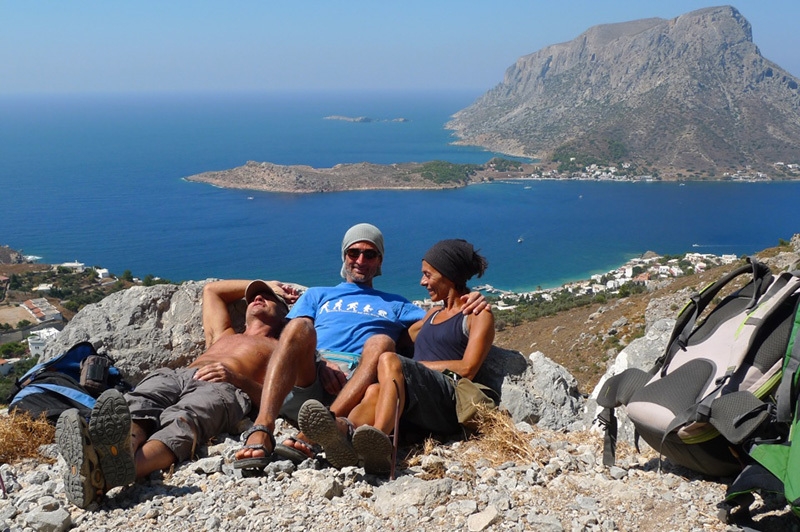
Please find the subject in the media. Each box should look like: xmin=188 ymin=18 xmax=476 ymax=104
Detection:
xmin=7 ymin=341 xmax=130 ymax=424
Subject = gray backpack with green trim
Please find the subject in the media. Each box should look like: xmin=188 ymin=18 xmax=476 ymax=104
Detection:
xmin=597 ymin=257 xmax=800 ymax=475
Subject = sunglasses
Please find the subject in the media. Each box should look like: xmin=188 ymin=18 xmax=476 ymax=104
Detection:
xmin=346 ymin=248 xmax=380 ymax=260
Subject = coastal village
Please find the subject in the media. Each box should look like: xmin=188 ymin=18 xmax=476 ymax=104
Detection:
xmin=407 ymin=250 xmax=740 ymax=310
xmin=490 ymin=159 xmax=800 ymax=183
xmin=4 ymin=245 xmax=740 ymax=372
xmin=468 ymin=251 xmax=739 ymax=311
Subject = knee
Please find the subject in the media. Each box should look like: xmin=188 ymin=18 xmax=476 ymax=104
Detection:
xmin=280 ymin=317 xmax=317 ymax=352
xmin=362 ymin=334 xmax=395 ymax=358
xmin=376 ymin=352 xmax=402 ymax=381
xmin=363 ymin=383 xmax=381 ymax=403
xmin=130 ymin=421 xmax=151 ymax=453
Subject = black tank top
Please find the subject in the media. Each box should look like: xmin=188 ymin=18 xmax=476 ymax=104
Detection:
xmin=413 ymin=310 xmax=468 ymax=362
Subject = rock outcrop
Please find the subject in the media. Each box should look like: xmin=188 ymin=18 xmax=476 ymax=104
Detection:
xmin=44 ymin=282 xmax=213 ymax=384
xmin=0 ymin=245 xmax=26 ymax=264
xmin=447 ymin=6 xmax=800 ymax=177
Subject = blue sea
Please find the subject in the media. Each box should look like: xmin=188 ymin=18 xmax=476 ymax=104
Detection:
xmin=2 ymin=91 xmax=800 ymax=300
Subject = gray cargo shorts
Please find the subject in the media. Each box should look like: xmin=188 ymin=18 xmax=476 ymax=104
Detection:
xmin=125 ymin=367 xmax=251 ymax=462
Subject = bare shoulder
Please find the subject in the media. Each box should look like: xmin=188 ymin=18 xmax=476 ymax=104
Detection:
xmin=467 ymin=307 xmax=495 ymax=330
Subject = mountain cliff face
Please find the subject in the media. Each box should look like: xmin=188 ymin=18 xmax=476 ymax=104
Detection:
xmin=447 ymin=6 xmax=800 ymax=178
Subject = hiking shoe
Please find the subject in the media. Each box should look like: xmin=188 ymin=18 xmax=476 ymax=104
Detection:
xmin=56 ymin=409 xmax=105 ymax=508
xmin=352 ymin=425 xmax=393 ymax=475
xmin=298 ymin=399 xmax=358 ymax=469
xmin=88 ymin=389 xmax=135 ymax=489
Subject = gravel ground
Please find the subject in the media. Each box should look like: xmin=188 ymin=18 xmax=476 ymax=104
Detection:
xmin=2 ymin=418 xmax=797 ymax=532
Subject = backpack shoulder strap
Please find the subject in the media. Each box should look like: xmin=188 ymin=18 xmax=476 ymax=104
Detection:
xmin=658 ymin=258 xmax=771 ymax=376
xmin=775 ymin=289 xmax=800 ymax=423
xmin=595 ymin=367 xmax=652 ymax=466
xmin=9 ymin=382 xmax=97 ymax=410
xmin=16 ymin=341 xmax=98 ymax=387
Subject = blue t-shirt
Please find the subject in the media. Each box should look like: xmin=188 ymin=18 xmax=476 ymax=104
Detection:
xmin=287 ymin=282 xmax=426 ymax=354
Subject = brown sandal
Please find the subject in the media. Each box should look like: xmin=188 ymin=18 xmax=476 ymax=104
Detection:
xmin=298 ymin=400 xmax=357 ymax=469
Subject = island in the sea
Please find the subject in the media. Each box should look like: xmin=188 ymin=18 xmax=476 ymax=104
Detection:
xmin=184 ymin=156 xmax=790 ymax=194
xmin=184 ymin=160 xmax=496 ymax=193
xmin=323 ymin=115 xmax=409 ymax=123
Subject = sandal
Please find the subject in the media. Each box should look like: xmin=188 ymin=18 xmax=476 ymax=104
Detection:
xmin=352 ymin=425 xmax=393 ymax=476
xmin=298 ymin=399 xmax=358 ymax=469
xmin=233 ymin=424 xmax=275 ymax=473
xmin=273 ymin=437 xmax=321 ymax=465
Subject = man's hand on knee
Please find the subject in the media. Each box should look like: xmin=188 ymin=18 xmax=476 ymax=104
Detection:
xmin=319 ymin=361 xmax=347 ymax=395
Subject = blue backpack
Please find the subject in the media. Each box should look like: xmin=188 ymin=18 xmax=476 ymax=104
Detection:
xmin=7 ymin=341 xmax=129 ymax=424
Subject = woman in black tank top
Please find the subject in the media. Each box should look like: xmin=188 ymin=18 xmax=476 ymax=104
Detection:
xmin=299 ymin=239 xmax=495 ymax=475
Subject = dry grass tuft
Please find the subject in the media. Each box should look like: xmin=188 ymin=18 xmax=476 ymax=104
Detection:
xmin=401 ymin=407 xmax=615 ymax=472
xmin=403 ymin=438 xmax=438 ymax=468
xmin=0 ymin=411 xmax=56 ymax=464
xmin=463 ymin=406 xmax=540 ymax=466
xmin=402 ymin=437 xmax=450 ymax=479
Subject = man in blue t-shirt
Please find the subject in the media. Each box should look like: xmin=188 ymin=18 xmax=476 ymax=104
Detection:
xmin=234 ymin=223 xmax=486 ymax=470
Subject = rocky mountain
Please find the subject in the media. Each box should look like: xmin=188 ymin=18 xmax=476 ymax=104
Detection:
xmin=447 ymin=6 xmax=800 ymax=178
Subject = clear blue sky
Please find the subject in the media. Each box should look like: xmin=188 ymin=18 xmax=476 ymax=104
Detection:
xmin=2 ymin=1 xmax=798 ymax=95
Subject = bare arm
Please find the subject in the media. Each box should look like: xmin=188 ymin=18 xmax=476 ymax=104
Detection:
xmin=202 ymin=280 xmax=249 ymax=348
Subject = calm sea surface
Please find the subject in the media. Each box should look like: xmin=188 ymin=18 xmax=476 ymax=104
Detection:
xmin=2 ymin=91 xmax=799 ymax=300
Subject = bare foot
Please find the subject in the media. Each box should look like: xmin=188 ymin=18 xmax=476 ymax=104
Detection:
xmin=281 ymin=433 xmax=318 ymax=459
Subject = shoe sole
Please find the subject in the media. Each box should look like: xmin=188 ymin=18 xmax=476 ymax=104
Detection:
xmin=88 ymin=389 xmax=136 ymax=489
xmin=56 ymin=409 xmax=104 ymax=508
xmin=352 ymin=425 xmax=393 ymax=475
xmin=298 ymin=400 xmax=358 ymax=469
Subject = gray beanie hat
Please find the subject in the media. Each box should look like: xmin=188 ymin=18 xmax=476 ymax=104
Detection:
xmin=340 ymin=223 xmax=384 ymax=279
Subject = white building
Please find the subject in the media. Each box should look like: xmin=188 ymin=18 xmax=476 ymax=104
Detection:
xmin=61 ymin=260 xmax=85 ymax=272
xmin=27 ymin=327 xmax=61 ymax=357
xmin=21 ymin=298 xmax=62 ymax=323
xmin=0 ymin=358 xmax=22 ymax=377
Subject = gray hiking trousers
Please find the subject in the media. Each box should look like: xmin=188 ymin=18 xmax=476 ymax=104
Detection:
xmin=125 ymin=367 xmax=251 ymax=462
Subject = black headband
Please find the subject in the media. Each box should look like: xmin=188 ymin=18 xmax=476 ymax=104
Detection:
xmin=423 ymin=239 xmax=477 ymax=287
